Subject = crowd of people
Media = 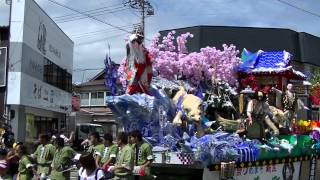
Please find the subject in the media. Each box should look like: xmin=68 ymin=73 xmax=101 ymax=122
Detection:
xmin=0 ymin=128 xmax=153 ymax=180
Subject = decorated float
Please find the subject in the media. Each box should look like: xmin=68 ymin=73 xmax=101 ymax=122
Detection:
xmin=104 ymin=29 xmax=320 ymax=180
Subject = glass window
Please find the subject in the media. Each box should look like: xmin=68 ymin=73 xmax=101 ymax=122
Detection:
xmin=43 ymin=58 xmax=72 ymax=92
xmin=80 ymin=92 xmax=89 ymax=106
xmin=90 ymin=92 xmax=105 ymax=106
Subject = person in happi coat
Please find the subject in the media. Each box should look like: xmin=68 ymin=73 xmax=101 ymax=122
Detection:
xmin=16 ymin=145 xmax=34 ymax=180
xmin=112 ymin=132 xmax=134 ymax=180
xmin=128 ymin=130 xmax=153 ymax=179
xmin=87 ymin=132 xmax=105 ymax=166
xmin=32 ymin=134 xmax=56 ymax=179
xmin=50 ymin=137 xmax=76 ymax=180
xmin=98 ymin=133 xmax=118 ymax=169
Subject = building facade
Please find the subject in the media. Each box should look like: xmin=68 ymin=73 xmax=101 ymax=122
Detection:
xmin=7 ymin=0 xmax=73 ymax=142
xmin=71 ymin=70 xmax=122 ymax=138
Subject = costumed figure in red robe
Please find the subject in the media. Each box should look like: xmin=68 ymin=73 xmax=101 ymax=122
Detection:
xmin=125 ymin=30 xmax=152 ymax=95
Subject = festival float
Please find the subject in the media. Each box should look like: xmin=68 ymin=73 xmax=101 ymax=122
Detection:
xmin=104 ymin=29 xmax=320 ymax=180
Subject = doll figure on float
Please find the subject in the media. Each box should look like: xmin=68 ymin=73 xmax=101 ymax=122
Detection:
xmin=272 ymin=83 xmax=298 ymax=130
xmin=246 ymin=91 xmax=279 ymax=139
xmin=124 ymin=28 xmax=152 ymax=95
xmin=282 ymin=83 xmax=297 ymax=127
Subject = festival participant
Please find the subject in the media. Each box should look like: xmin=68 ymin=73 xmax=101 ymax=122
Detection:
xmin=247 ymin=91 xmax=279 ymax=139
xmin=7 ymin=142 xmax=22 ymax=179
xmin=99 ymin=133 xmax=118 ymax=168
xmin=78 ymin=153 xmax=105 ymax=180
xmin=50 ymin=137 xmax=76 ymax=180
xmin=32 ymin=134 xmax=56 ymax=179
xmin=113 ymin=132 xmax=134 ymax=180
xmin=128 ymin=130 xmax=153 ymax=179
xmin=16 ymin=145 xmax=34 ymax=180
xmin=87 ymin=132 xmax=105 ymax=166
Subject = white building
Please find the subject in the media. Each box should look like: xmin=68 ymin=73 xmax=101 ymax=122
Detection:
xmin=7 ymin=0 xmax=73 ymax=142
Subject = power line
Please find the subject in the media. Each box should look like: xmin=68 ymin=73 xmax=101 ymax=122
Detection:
xmin=55 ymin=7 xmax=129 ymax=23
xmin=277 ymin=0 xmax=320 ymax=18
xmin=72 ymin=26 xmax=133 ymax=39
xmin=75 ymin=32 xmax=127 ymax=46
xmin=47 ymin=0 xmax=131 ymax=33
xmin=53 ymin=3 xmax=124 ymax=19
xmin=71 ymin=24 xmax=134 ymax=38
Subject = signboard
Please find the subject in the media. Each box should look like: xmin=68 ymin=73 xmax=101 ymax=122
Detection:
xmin=0 ymin=47 xmax=7 ymax=87
xmin=203 ymin=162 xmax=301 ymax=180
xmin=7 ymin=72 xmax=71 ymax=113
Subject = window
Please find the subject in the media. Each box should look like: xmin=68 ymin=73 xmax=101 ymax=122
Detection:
xmin=90 ymin=92 xmax=105 ymax=106
xmin=43 ymin=58 xmax=72 ymax=92
xmin=80 ymin=93 xmax=90 ymax=106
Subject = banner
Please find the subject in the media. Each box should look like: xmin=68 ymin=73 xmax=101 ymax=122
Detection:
xmin=203 ymin=162 xmax=301 ymax=180
xmin=25 ymin=114 xmax=36 ymax=142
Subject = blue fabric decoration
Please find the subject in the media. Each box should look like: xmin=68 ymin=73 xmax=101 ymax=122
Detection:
xmin=104 ymin=55 xmax=118 ymax=95
xmin=193 ymin=133 xmax=242 ymax=165
xmin=106 ymin=86 xmax=176 ymax=143
xmin=236 ymin=142 xmax=260 ymax=163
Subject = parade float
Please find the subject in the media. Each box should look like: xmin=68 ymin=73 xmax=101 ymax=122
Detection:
xmin=104 ymin=30 xmax=320 ymax=180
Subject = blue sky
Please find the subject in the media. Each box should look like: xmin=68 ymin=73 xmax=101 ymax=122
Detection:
xmin=1 ymin=0 xmax=320 ymax=83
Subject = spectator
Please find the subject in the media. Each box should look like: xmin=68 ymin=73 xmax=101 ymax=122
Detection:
xmin=113 ymin=132 xmax=134 ymax=180
xmin=78 ymin=153 xmax=105 ymax=180
xmin=0 ymin=148 xmax=10 ymax=180
xmin=2 ymin=126 xmax=15 ymax=149
xmin=31 ymin=134 xmax=56 ymax=179
xmin=50 ymin=137 xmax=76 ymax=180
xmin=7 ymin=142 xmax=23 ymax=179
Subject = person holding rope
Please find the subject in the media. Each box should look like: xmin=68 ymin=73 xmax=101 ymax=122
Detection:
xmin=98 ymin=133 xmax=118 ymax=169
xmin=50 ymin=137 xmax=76 ymax=180
xmin=16 ymin=145 xmax=34 ymax=180
xmin=31 ymin=134 xmax=56 ymax=179
xmin=128 ymin=130 xmax=153 ymax=180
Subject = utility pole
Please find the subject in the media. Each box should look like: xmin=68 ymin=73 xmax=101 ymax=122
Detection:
xmin=125 ymin=0 xmax=154 ymax=43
